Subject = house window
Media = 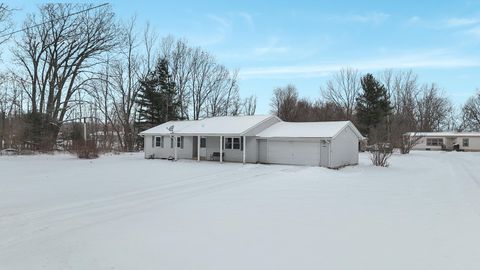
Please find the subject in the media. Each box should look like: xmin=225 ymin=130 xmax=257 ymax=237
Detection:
xmin=233 ymin=137 xmax=240 ymax=149
xmin=463 ymin=138 xmax=469 ymax=147
xmin=177 ymin=136 xmax=184 ymax=149
xmin=200 ymin=137 xmax=206 ymax=148
xmin=170 ymin=137 xmax=174 ymax=148
xmin=155 ymin=136 xmax=163 ymax=147
xmin=224 ymin=137 xmax=242 ymax=150
xmin=225 ymin=137 xmax=232 ymax=149
xmin=426 ymin=138 xmax=443 ymax=146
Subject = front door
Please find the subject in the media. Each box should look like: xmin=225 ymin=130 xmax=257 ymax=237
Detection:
xmin=320 ymin=141 xmax=330 ymax=167
xmin=200 ymin=137 xmax=207 ymax=159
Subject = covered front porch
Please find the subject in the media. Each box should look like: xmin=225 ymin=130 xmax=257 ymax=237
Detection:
xmin=173 ymin=135 xmax=248 ymax=164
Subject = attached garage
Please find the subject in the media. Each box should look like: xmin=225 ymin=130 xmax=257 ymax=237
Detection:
xmin=259 ymin=139 xmax=327 ymax=166
xmin=256 ymin=121 xmax=363 ymax=168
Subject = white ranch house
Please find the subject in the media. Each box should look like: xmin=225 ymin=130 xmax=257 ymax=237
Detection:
xmin=139 ymin=115 xmax=363 ymax=168
xmin=406 ymin=132 xmax=480 ymax=151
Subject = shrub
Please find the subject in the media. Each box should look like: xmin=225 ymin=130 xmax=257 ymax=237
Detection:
xmin=76 ymin=140 xmax=99 ymax=159
xmin=369 ymin=143 xmax=392 ymax=167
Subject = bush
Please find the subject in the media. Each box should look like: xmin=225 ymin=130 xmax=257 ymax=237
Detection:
xmin=369 ymin=143 xmax=392 ymax=167
xmin=76 ymin=140 xmax=99 ymax=159
xmin=400 ymin=134 xmax=421 ymax=154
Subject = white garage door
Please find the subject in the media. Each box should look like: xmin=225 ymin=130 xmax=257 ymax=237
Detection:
xmin=267 ymin=140 xmax=321 ymax=166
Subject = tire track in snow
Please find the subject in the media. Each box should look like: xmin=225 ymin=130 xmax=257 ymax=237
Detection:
xmin=444 ymin=154 xmax=480 ymax=216
xmin=0 ymin=165 xmax=276 ymax=252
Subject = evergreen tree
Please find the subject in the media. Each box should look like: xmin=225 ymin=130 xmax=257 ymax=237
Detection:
xmin=356 ymin=73 xmax=392 ymax=142
xmin=136 ymin=58 xmax=180 ymax=131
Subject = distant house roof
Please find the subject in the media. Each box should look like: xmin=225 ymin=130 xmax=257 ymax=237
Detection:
xmin=257 ymin=121 xmax=364 ymax=139
xmin=406 ymin=132 xmax=480 ymax=137
xmin=139 ymin=115 xmax=279 ymax=136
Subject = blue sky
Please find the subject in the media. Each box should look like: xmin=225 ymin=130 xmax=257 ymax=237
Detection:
xmin=7 ymin=0 xmax=480 ymax=113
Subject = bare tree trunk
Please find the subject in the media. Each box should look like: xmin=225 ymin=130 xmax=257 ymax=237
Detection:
xmin=321 ymin=67 xmax=360 ymax=121
xmin=13 ymin=3 xmax=117 ymax=150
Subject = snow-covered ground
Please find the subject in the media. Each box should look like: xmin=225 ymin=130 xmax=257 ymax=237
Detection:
xmin=1 ymin=151 xmax=480 ymax=270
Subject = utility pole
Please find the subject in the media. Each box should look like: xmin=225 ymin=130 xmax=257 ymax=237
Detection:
xmin=83 ymin=117 xmax=87 ymax=148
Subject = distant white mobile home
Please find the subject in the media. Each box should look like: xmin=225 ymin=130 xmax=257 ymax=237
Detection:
xmin=139 ymin=115 xmax=364 ymax=168
xmin=406 ymin=132 xmax=480 ymax=151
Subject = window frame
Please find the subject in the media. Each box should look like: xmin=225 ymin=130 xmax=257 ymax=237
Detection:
xmin=224 ymin=136 xmax=243 ymax=150
xmin=176 ymin=136 xmax=184 ymax=149
xmin=225 ymin=137 xmax=233 ymax=149
xmin=155 ymin=136 xmax=163 ymax=148
xmin=200 ymin=137 xmax=206 ymax=148
xmin=426 ymin=138 xmax=443 ymax=146
xmin=233 ymin=137 xmax=240 ymax=149
xmin=463 ymin=138 xmax=469 ymax=147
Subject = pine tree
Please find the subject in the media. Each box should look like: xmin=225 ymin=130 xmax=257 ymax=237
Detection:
xmin=136 ymin=58 xmax=180 ymax=131
xmin=356 ymin=73 xmax=392 ymax=143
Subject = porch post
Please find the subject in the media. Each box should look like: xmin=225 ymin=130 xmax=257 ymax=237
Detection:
xmin=242 ymin=136 xmax=246 ymax=164
xmin=174 ymin=135 xmax=178 ymax=161
xmin=197 ymin=136 xmax=200 ymax=162
xmin=219 ymin=135 xmax=223 ymax=163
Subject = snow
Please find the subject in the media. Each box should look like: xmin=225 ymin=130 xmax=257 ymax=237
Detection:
xmin=140 ymin=115 xmax=276 ymax=136
xmin=1 ymin=151 xmax=480 ymax=269
xmin=257 ymin=120 xmax=362 ymax=138
xmin=139 ymin=120 xmax=199 ymax=135
xmin=406 ymin=131 xmax=480 ymax=137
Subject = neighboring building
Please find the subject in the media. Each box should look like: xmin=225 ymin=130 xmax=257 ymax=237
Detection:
xmin=406 ymin=132 xmax=480 ymax=151
xmin=139 ymin=115 xmax=364 ymax=168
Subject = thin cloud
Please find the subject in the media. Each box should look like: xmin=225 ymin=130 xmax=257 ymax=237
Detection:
xmin=206 ymin=14 xmax=231 ymax=29
xmin=239 ymin=51 xmax=480 ymax=79
xmin=193 ymin=14 xmax=232 ymax=46
xmin=253 ymin=38 xmax=289 ymax=56
xmin=328 ymin=11 xmax=390 ymax=24
xmin=466 ymin=25 xmax=480 ymax=37
xmin=238 ymin=12 xmax=254 ymax=30
xmin=445 ymin=17 xmax=479 ymax=27
xmin=406 ymin=16 xmax=421 ymax=25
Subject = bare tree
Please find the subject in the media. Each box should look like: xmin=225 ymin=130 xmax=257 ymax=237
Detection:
xmin=12 ymin=3 xmax=118 ymax=150
xmin=160 ymin=37 xmax=193 ymax=119
xmin=0 ymin=3 xmax=13 ymax=52
xmin=271 ymin=84 xmax=298 ymax=121
xmin=243 ymin=95 xmax=257 ymax=115
xmin=380 ymin=70 xmax=419 ymax=151
xmin=205 ymin=67 xmax=239 ymax=117
xmin=462 ymin=90 xmax=480 ymax=131
xmin=109 ymin=16 xmax=143 ymax=151
xmin=321 ymin=67 xmax=360 ymax=120
xmin=416 ymin=83 xmax=452 ymax=132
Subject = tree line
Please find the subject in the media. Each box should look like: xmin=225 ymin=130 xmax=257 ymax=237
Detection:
xmin=271 ymin=68 xmax=480 ymax=152
xmin=1 ymin=4 xmax=479 ymax=155
xmin=0 ymin=3 xmax=256 ymax=153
